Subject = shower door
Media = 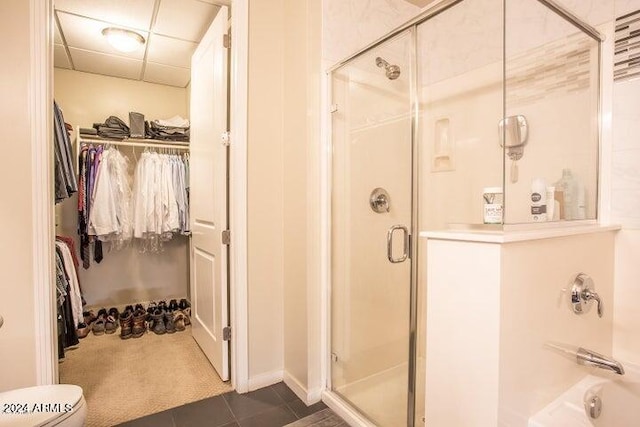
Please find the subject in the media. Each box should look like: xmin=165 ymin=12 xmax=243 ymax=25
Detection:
xmin=330 ymin=29 xmax=415 ymax=427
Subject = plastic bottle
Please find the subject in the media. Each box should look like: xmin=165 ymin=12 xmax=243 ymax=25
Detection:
xmin=530 ymin=178 xmax=547 ymax=222
xmin=575 ymin=180 xmax=586 ymax=220
xmin=555 ymin=169 xmax=576 ymax=220
xmin=546 ymin=187 xmax=556 ymax=221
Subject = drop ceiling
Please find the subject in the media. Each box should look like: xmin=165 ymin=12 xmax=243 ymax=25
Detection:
xmin=54 ymin=0 xmax=221 ymax=88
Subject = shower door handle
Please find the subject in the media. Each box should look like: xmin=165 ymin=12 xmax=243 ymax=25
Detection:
xmin=387 ymin=224 xmax=409 ymax=263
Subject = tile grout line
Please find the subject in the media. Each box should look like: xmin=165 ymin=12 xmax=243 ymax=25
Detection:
xmin=220 ymin=391 xmax=241 ymax=425
xmin=282 ymin=399 xmax=301 ymax=420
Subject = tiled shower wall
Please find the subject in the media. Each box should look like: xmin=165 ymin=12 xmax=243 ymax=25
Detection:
xmin=611 ymin=0 xmax=640 ymax=366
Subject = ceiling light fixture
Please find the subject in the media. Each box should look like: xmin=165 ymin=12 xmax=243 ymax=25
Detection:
xmin=102 ymin=27 xmax=145 ymax=53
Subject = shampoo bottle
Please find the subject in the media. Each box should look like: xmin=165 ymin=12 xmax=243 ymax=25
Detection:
xmin=530 ymin=178 xmax=547 ymax=222
xmin=546 ymin=187 xmax=556 ymax=221
xmin=555 ymin=169 xmax=575 ymax=220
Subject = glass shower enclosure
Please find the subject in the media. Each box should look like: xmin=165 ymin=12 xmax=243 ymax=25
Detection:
xmin=328 ymin=0 xmax=602 ymax=425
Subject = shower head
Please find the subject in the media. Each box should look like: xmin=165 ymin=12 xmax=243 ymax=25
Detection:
xmin=375 ymin=56 xmax=401 ymax=80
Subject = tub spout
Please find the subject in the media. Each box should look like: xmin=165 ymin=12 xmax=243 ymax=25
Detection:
xmin=577 ymin=347 xmax=625 ymax=375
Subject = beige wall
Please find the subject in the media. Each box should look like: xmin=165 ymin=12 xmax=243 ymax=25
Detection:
xmin=426 ymin=239 xmax=502 ymax=426
xmin=282 ymin=0 xmax=323 ymax=397
xmin=0 ymin=0 xmax=38 ymax=391
xmin=425 ymin=230 xmax=616 ymax=426
xmin=283 ymin=0 xmax=309 ymax=389
xmin=247 ymin=0 xmax=285 ymax=382
xmin=499 ymin=232 xmax=615 ymax=424
xmin=246 ymin=0 xmax=323 ymax=398
xmin=53 ymin=69 xmax=189 ymax=307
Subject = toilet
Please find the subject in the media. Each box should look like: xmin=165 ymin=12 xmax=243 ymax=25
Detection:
xmin=0 ymin=385 xmax=86 ymax=427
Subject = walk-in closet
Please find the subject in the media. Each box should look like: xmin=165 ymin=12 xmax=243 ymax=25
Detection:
xmin=52 ymin=1 xmax=231 ymax=425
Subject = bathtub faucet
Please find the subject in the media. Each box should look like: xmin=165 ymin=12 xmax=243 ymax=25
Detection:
xmin=577 ymin=347 xmax=625 ymax=375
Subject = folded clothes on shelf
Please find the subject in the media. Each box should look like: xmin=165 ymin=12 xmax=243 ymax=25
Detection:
xmin=93 ymin=115 xmax=130 ymax=139
xmin=145 ymin=116 xmax=190 ymax=142
xmin=79 ymin=127 xmax=97 ymax=136
xmin=153 ymin=115 xmax=190 ymax=128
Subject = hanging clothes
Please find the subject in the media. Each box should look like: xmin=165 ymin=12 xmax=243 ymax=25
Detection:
xmin=53 ymin=101 xmax=78 ymax=203
xmin=78 ymin=145 xmax=105 ymax=268
xmin=55 ymin=246 xmax=79 ymax=356
xmin=55 ymin=240 xmax=83 ymax=329
xmin=132 ymin=151 xmax=190 ymax=252
xmin=88 ymin=146 xmax=133 ymax=247
xmin=78 ymin=142 xmax=190 ymax=260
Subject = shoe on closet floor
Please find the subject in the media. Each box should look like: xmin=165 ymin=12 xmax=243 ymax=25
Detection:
xmin=169 ymin=299 xmax=179 ymax=312
xmin=173 ymin=311 xmax=186 ymax=332
xmin=105 ymin=307 xmax=120 ymax=334
xmin=93 ymin=308 xmax=108 ymax=336
xmin=158 ymin=300 xmax=168 ymax=313
xmin=146 ymin=301 xmax=157 ymax=320
xmin=150 ymin=309 xmax=166 ymax=335
xmin=119 ymin=310 xmax=133 ymax=340
xmin=132 ymin=308 xmax=147 ymax=338
xmin=76 ymin=322 xmax=91 ymax=339
xmin=165 ymin=311 xmax=176 ymax=334
xmin=83 ymin=310 xmax=97 ymax=327
xmin=179 ymin=299 xmax=191 ymax=325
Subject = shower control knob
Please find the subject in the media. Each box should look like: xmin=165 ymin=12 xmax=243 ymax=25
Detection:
xmin=570 ymin=273 xmax=603 ymax=318
xmin=370 ymin=188 xmax=391 ymax=213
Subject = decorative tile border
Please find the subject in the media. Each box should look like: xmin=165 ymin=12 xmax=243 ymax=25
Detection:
xmin=506 ymin=32 xmax=594 ymax=107
xmin=615 ymin=9 xmax=640 ymax=83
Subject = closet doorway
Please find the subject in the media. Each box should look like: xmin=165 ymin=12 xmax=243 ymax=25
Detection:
xmin=49 ymin=1 xmax=242 ymax=425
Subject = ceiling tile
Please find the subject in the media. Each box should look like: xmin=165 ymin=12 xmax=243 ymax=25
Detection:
xmin=54 ymin=44 xmax=72 ymax=69
xmin=69 ymin=47 xmax=143 ymax=80
xmin=54 ymin=0 xmax=156 ymax=32
xmin=154 ymin=0 xmax=219 ymax=42
xmin=146 ymin=34 xmax=198 ymax=69
xmin=143 ymin=62 xmax=191 ymax=87
xmin=57 ymin=12 xmax=148 ymax=60
xmin=54 ymin=15 xmax=63 ymax=43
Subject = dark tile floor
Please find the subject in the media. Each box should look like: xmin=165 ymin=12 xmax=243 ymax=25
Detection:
xmin=117 ymin=382 xmax=329 ymax=427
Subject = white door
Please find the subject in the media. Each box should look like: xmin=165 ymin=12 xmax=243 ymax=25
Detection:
xmin=189 ymin=5 xmax=229 ymax=381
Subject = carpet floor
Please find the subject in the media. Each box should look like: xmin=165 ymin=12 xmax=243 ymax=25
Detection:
xmin=59 ymin=327 xmax=233 ymax=427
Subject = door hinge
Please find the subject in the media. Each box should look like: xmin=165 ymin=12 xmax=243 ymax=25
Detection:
xmin=330 ymin=104 xmax=338 ymax=113
xmin=222 ymin=230 xmax=231 ymax=245
xmin=221 ymin=131 xmax=231 ymax=146
xmin=223 ymin=34 xmax=231 ymax=48
xmin=223 ymin=326 xmax=231 ymax=341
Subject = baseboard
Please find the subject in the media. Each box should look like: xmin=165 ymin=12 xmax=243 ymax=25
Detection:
xmin=306 ymin=385 xmax=323 ymax=405
xmin=283 ymin=371 xmax=321 ymax=406
xmin=283 ymin=371 xmax=323 ymax=405
xmin=322 ymin=390 xmax=375 ymax=427
xmin=247 ymin=369 xmax=283 ymax=391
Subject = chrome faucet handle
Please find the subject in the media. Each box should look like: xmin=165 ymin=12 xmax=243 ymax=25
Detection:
xmin=570 ymin=273 xmax=603 ymax=318
xmin=583 ymin=289 xmax=603 ymax=318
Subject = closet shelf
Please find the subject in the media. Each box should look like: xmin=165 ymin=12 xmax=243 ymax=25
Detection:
xmin=74 ymin=126 xmax=189 ymax=175
xmin=75 ymin=126 xmax=190 ymax=151
xmin=77 ymin=135 xmax=190 ymax=150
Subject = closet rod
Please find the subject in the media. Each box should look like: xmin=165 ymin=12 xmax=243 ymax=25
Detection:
xmin=79 ymin=138 xmax=190 ymax=151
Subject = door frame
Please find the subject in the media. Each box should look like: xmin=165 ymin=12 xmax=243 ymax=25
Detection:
xmin=30 ymin=0 xmax=250 ymax=393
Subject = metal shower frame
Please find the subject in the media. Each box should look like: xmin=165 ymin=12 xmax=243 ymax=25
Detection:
xmin=325 ymin=1 xmax=604 ymax=426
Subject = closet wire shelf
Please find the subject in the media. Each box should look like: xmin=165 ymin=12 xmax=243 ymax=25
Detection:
xmin=74 ymin=126 xmax=190 ymax=173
